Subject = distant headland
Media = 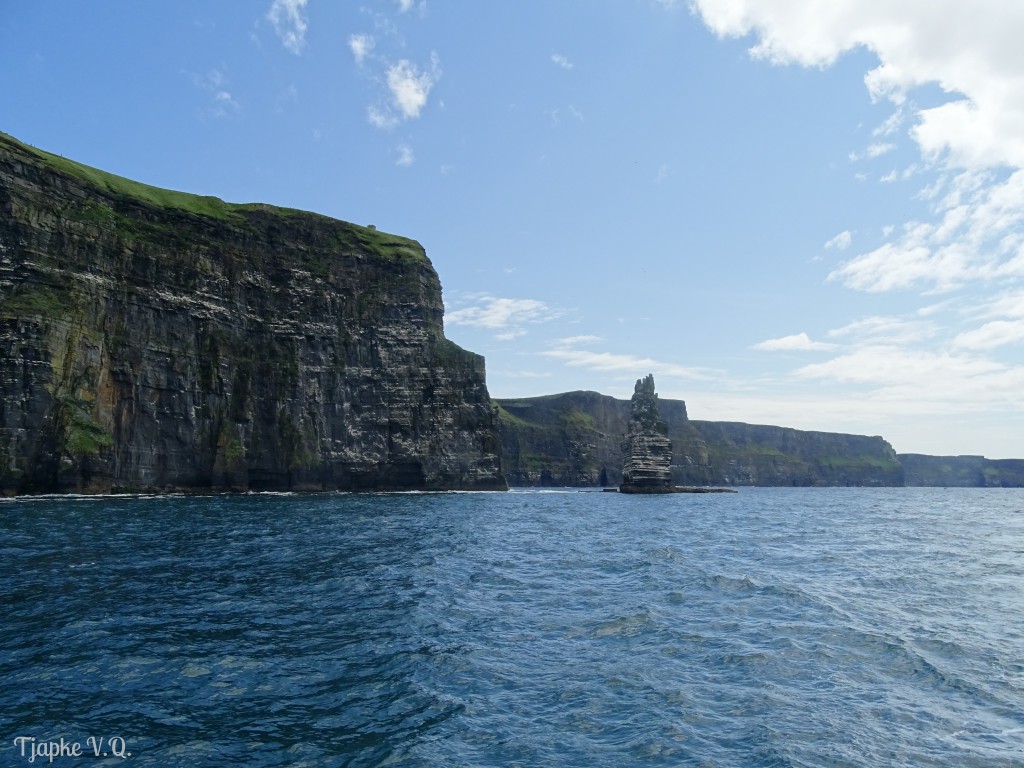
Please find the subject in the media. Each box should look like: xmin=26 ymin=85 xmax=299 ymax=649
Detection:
xmin=495 ymin=386 xmax=1024 ymax=488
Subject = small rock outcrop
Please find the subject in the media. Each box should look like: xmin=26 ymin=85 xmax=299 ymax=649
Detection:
xmin=619 ymin=374 xmax=675 ymax=493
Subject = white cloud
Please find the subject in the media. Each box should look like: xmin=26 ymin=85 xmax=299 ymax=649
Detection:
xmin=829 ymin=168 xmax=1024 ymax=292
xmin=214 ymin=91 xmax=240 ymax=113
xmin=972 ymin=287 xmax=1024 ymax=319
xmin=365 ymin=53 xmax=441 ymax=128
xmin=827 ymin=315 xmax=936 ymax=344
xmin=266 ymin=0 xmax=307 ymax=55
xmin=794 ymin=347 xmax=1024 ymax=417
xmin=349 ymin=33 xmax=374 ymax=65
xmin=552 ymin=335 xmax=604 ymax=347
xmin=507 ymin=370 xmax=553 ymax=379
xmin=541 ymin=347 xmax=714 ymax=380
xmin=953 ymin=319 xmax=1024 ymax=350
xmin=367 ymin=106 xmax=396 ymax=130
xmin=192 ymin=69 xmax=240 ymax=118
xmin=691 ymin=0 xmax=1024 ymax=168
xmin=445 ymin=295 xmax=562 ymax=337
xmin=849 ymin=143 xmax=896 ymax=162
xmin=873 ymin=108 xmax=904 ymax=137
xmin=753 ymin=332 xmax=836 ymax=351
xmin=396 ymin=143 xmax=414 ymax=167
xmin=690 ymin=0 xmax=1024 ymax=295
xmin=551 ymin=53 xmax=574 ymax=70
xmin=389 ymin=56 xmax=440 ymax=119
xmin=824 ymin=230 xmax=852 ymax=250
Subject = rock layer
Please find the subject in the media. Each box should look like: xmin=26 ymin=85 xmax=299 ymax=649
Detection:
xmin=898 ymin=454 xmax=1024 ymax=487
xmin=0 ymin=132 xmax=506 ymax=493
xmin=496 ymin=391 xmax=907 ymax=487
xmin=619 ymin=375 xmax=674 ymax=493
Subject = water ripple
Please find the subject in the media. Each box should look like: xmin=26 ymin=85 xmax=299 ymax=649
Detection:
xmin=1 ymin=488 xmax=1023 ymax=766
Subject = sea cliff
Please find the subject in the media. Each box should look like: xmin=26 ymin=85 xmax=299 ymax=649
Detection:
xmin=0 ymin=133 xmax=506 ymax=493
xmin=898 ymin=454 xmax=1024 ymax=487
xmin=497 ymin=391 xmax=905 ymax=487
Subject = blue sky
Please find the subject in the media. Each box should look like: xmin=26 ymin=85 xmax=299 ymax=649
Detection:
xmin=3 ymin=1 xmax=1022 ymax=458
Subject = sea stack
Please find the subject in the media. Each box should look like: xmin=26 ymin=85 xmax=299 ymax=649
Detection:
xmin=619 ymin=374 xmax=674 ymax=493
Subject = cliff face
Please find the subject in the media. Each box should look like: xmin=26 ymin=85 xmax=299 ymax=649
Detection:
xmin=0 ymin=133 xmax=506 ymax=493
xmin=692 ymin=421 xmax=904 ymax=487
xmin=497 ymin=392 xmax=903 ymax=487
xmin=899 ymin=454 xmax=1024 ymax=487
xmin=496 ymin=391 xmax=712 ymax=487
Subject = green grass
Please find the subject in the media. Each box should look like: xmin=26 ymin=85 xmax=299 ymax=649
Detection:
xmin=495 ymin=404 xmax=532 ymax=428
xmin=1 ymin=132 xmax=244 ymax=221
xmin=0 ymin=285 xmax=76 ymax=321
xmin=561 ymin=408 xmax=596 ymax=432
xmin=2 ymin=131 xmax=425 ymax=265
xmin=61 ymin=398 xmax=113 ymax=458
xmin=353 ymin=226 xmax=426 ymax=264
xmin=816 ymin=454 xmax=901 ymax=470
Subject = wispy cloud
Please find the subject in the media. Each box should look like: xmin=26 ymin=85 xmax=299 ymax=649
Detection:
xmin=829 ymin=168 xmax=1024 ymax=292
xmin=348 ymin=33 xmax=374 ymax=65
xmin=796 ymin=345 xmax=1009 ymax=391
xmin=395 ymin=143 xmax=414 ymax=167
xmin=266 ymin=0 xmax=307 ymax=55
xmin=826 ymin=315 xmax=936 ymax=345
xmin=753 ymin=332 xmax=837 ymax=352
xmin=542 ymin=348 xmax=711 ymax=380
xmin=953 ymin=320 xmax=1024 ymax=350
xmin=849 ymin=143 xmax=896 ymax=162
xmin=192 ymin=69 xmax=240 ymax=118
xmin=367 ymin=53 xmax=442 ymax=128
xmin=445 ymin=295 xmax=563 ymax=339
xmin=873 ymin=108 xmax=904 ymax=137
xmin=389 ymin=56 xmax=439 ymax=118
xmin=824 ymin=230 xmax=852 ymax=251
xmin=541 ymin=338 xmax=717 ymax=380
xmin=552 ymin=335 xmax=603 ymax=347
xmin=551 ymin=53 xmax=574 ymax=70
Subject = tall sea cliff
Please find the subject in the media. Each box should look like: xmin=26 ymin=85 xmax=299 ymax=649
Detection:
xmin=0 ymin=133 xmax=506 ymax=493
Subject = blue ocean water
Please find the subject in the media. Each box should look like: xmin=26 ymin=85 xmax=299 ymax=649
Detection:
xmin=1 ymin=488 xmax=1022 ymax=767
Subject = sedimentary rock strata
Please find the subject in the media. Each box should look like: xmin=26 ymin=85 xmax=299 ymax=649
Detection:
xmin=0 ymin=132 xmax=506 ymax=493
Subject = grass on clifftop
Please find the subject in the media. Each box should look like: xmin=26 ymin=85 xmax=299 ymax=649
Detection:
xmin=1 ymin=132 xmax=242 ymax=221
xmin=0 ymin=132 xmax=426 ymax=262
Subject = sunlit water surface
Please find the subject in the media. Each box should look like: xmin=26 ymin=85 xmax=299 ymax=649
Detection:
xmin=2 ymin=487 xmax=1022 ymax=767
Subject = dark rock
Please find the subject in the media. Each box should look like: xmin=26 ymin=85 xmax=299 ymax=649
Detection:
xmin=0 ymin=132 xmax=507 ymax=494
xmin=496 ymin=390 xmax=710 ymax=487
xmin=619 ymin=374 xmax=674 ymax=493
xmin=496 ymin=391 xmax=904 ymax=487
xmin=899 ymin=454 xmax=1024 ymax=487
xmin=691 ymin=421 xmax=904 ymax=487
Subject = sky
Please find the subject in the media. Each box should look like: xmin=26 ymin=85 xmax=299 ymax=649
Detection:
xmin=2 ymin=1 xmax=1022 ymax=458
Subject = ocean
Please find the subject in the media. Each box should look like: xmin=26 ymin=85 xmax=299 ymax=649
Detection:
xmin=1 ymin=488 xmax=1022 ymax=767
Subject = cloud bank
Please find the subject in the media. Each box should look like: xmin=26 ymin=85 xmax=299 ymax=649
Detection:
xmin=691 ymin=0 xmax=1024 ymax=295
